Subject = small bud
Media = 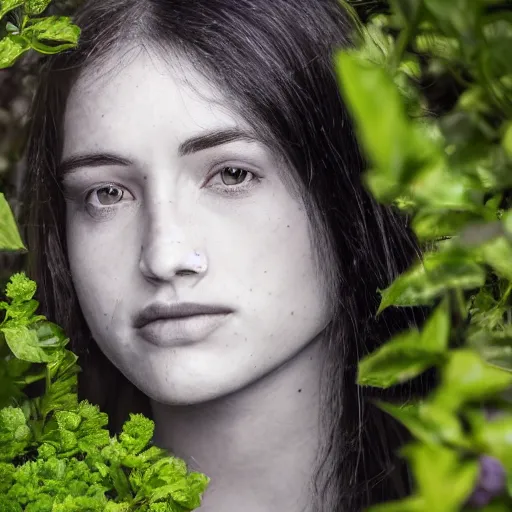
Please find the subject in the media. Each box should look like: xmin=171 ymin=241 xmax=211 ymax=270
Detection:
xmin=466 ymin=455 xmax=506 ymax=508
xmin=479 ymin=455 xmax=506 ymax=495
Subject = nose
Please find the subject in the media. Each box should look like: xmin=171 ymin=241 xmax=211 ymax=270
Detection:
xmin=139 ymin=206 xmax=208 ymax=283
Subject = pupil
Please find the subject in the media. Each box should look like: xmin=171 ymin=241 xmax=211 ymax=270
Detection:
xmin=221 ymin=167 xmax=246 ymax=185
xmin=98 ymin=186 xmax=122 ymax=205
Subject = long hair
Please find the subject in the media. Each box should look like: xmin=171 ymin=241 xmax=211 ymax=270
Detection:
xmin=20 ymin=0 xmax=428 ymax=509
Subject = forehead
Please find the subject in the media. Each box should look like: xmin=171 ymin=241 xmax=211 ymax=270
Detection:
xmin=62 ymin=47 xmax=248 ymax=157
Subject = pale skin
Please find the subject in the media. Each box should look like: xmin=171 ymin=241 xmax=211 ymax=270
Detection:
xmin=61 ymin=47 xmax=332 ymax=511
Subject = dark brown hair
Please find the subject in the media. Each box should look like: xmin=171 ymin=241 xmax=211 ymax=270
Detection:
xmin=21 ymin=0 xmax=428 ymax=509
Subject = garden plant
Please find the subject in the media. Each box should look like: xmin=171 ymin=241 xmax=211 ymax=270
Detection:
xmin=1 ymin=0 xmax=512 ymax=510
xmin=338 ymin=0 xmax=512 ymax=510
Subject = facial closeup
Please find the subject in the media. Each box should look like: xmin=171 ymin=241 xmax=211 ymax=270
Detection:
xmin=61 ymin=48 xmax=332 ymax=405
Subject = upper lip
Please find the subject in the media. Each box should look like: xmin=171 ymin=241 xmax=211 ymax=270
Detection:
xmin=134 ymin=302 xmax=233 ymax=329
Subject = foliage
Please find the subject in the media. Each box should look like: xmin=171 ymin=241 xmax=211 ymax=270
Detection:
xmin=337 ymin=0 xmax=512 ymax=510
xmin=0 ymin=0 xmax=84 ymax=286
xmin=0 ymin=3 xmax=209 ymax=510
xmin=0 ymin=272 xmax=209 ymax=511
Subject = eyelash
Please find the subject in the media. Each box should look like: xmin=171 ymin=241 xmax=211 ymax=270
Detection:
xmin=205 ymin=166 xmax=261 ymax=197
xmin=83 ymin=166 xmax=261 ymax=209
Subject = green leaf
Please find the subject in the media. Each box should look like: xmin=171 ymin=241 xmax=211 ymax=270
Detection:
xmin=390 ymin=0 xmax=423 ymax=24
xmin=420 ymin=298 xmax=451 ymax=352
xmin=149 ymin=472 xmax=209 ymax=508
xmin=40 ymin=372 xmax=78 ymax=416
xmin=109 ymin=463 xmax=133 ymax=500
xmin=2 ymin=300 xmax=39 ymax=326
xmin=378 ymin=248 xmax=485 ymax=312
xmin=412 ymin=210 xmax=478 ymax=241
xmin=119 ymin=413 xmax=155 ymax=455
xmin=0 ymin=193 xmax=26 ymax=250
xmin=358 ymin=329 xmax=441 ymax=388
xmin=0 ymin=462 xmax=15 ymax=492
xmin=46 ymin=346 xmax=79 ymax=383
xmin=402 ymin=443 xmax=479 ymax=512
xmin=408 ymin=160 xmax=483 ymax=211
xmin=471 ymin=413 xmax=512 ymax=468
xmin=359 ymin=300 xmax=450 ymax=387
xmin=55 ymin=410 xmax=81 ymax=431
xmin=0 ymin=495 xmax=22 ymax=512
xmin=0 ymin=35 xmax=29 ymax=69
xmin=0 ymin=0 xmax=23 ymax=19
xmin=481 ymin=237 xmax=512 ymax=281
xmin=378 ymin=401 xmax=470 ymax=448
xmin=336 ymin=51 xmax=408 ymax=175
xmin=24 ymin=0 xmax=51 ymax=15
xmin=472 ymin=332 xmax=512 ymax=371
xmin=503 ymin=122 xmax=512 ymax=158
xmin=335 ymin=51 xmax=438 ymax=200
xmin=433 ymin=349 xmax=512 ymax=410
xmin=2 ymin=326 xmax=52 ymax=363
xmin=23 ymin=16 xmax=80 ymax=47
xmin=0 ymin=406 xmax=31 ymax=461
xmin=423 ymin=0 xmax=482 ymax=41
xmin=5 ymin=273 xmax=36 ymax=302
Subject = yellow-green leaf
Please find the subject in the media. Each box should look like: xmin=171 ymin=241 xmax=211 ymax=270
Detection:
xmin=434 ymin=349 xmax=512 ymax=410
xmin=24 ymin=16 xmax=80 ymax=45
xmin=378 ymin=401 xmax=470 ymax=448
xmin=0 ymin=36 xmax=29 ymax=71
xmin=402 ymin=442 xmax=479 ymax=512
xmin=0 ymin=0 xmax=23 ymax=19
xmin=2 ymin=326 xmax=52 ymax=363
xmin=357 ymin=329 xmax=442 ymax=388
xmin=25 ymin=0 xmax=51 ymax=15
xmin=378 ymin=248 xmax=485 ymax=313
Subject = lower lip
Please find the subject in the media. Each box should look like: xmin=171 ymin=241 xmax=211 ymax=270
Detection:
xmin=136 ymin=314 xmax=230 ymax=347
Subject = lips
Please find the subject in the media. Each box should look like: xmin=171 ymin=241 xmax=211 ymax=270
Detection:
xmin=134 ymin=302 xmax=233 ymax=347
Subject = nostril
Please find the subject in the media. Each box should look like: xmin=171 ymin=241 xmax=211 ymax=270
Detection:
xmin=176 ymin=269 xmax=198 ymax=277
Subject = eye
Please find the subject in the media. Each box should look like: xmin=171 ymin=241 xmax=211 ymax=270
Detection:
xmin=205 ymin=165 xmax=261 ymax=197
xmin=86 ymin=184 xmax=133 ymax=207
xmin=219 ymin=166 xmax=250 ymax=186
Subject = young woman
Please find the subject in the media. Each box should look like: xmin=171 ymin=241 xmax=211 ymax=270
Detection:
xmin=21 ymin=0 xmax=427 ymax=510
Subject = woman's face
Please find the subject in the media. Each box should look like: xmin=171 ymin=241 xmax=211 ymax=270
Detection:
xmin=61 ymin=49 xmax=331 ymax=404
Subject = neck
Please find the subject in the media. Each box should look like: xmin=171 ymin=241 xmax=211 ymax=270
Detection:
xmin=150 ymin=338 xmax=325 ymax=512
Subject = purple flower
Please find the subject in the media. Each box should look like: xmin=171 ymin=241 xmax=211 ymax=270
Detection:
xmin=466 ymin=455 xmax=506 ymax=508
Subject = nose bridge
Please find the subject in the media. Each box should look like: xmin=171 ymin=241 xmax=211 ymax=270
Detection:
xmin=140 ymin=196 xmax=200 ymax=280
xmin=146 ymin=198 xmax=187 ymax=246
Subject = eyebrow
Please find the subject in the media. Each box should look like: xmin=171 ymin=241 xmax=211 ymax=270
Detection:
xmin=58 ymin=128 xmax=260 ymax=175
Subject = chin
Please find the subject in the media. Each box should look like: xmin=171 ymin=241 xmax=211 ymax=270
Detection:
xmin=137 ymin=370 xmax=259 ymax=406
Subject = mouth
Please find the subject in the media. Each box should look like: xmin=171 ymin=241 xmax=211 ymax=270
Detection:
xmin=134 ymin=302 xmax=233 ymax=347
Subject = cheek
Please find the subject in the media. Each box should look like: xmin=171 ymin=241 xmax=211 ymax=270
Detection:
xmin=65 ymin=209 xmax=139 ymax=306
xmin=217 ymin=199 xmax=326 ymax=316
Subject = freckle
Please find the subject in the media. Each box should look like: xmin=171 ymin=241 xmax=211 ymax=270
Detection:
xmin=287 ymin=225 xmax=290 ymax=228
xmin=264 ymin=271 xmax=267 ymax=274
xmin=298 ymin=389 xmax=302 ymax=393
xmin=104 ymin=313 xmax=107 ymax=317
xmin=291 ymin=311 xmax=294 ymax=315
xmin=250 ymin=288 xmax=252 ymax=292
xmin=143 ymin=175 xmax=147 ymax=180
